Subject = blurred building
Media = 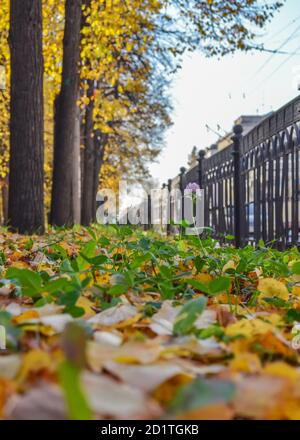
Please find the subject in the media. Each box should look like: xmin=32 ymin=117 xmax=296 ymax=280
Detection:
xmin=206 ymin=114 xmax=271 ymax=157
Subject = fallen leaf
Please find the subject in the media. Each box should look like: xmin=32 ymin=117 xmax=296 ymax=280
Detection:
xmin=82 ymin=371 xmax=161 ymax=419
xmin=4 ymin=383 xmax=67 ymax=420
xmin=88 ymin=304 xmax=138 ymax=327
xmin=87 ymin=339 xmax=163 ymax=372
xmin=150 ymin=300 xmax=216 ymax=336
xmin=232 ymin=374 xmax=289 ymax=419
xmin=104 ymin=360 xmax=191 ymax=392
xmin=0 ymin=354 xmax=22 ymax=379
xmin=21 ymin=314 xmax=74 ymax=334
xmin=257 ymin=278 xmax=289 ymax=302
xmin=17 ymin=349 xmax=55 ymax=384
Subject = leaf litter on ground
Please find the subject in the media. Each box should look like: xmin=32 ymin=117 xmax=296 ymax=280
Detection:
xmin=1 ymin=225 xmax=300 ymax=419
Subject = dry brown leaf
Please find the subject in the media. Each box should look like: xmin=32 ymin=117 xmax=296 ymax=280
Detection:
xmin=232 ymin=374 xmax=289 ymax=419
xmin=170 ymin=336 xmax=226 ymax=359
xmin=104 ymin=360 xmax=192 ymax=392
xmin=149 ymin=301 xmax=216 ymax=335
xmin=4 ymin=383 xmax=67 ymax=420
xmin=88 ymin=304 xmax=138 ymax=327
xmin=19 ymin=314 xmax=73 ymax=334
xmin=82 ymin=371 xmax=161 ymax=419
xmin=87 ymin=339 xmax=163 ymax=372
xmin=173 ymin=358 xmax=226 ymax=376
xmin=93 ymin=330 xmax=123 ymax=346
xmin=33 ymin=304 xmax=65 ymax=317
xmin=0 ymin=355 xmax=22 ymax=380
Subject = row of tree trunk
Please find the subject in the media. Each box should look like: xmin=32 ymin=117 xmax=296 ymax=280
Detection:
xmin=8 ymin=0 xmax=104 ymax=234
xmin=9 ymin=0 xmax=45 ymax=234
xmin=50 ymin=0 xmax=82 ymax=227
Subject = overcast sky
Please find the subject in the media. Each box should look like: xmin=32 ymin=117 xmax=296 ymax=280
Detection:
xmin=149 ymin=0 xmax=300 ymax=185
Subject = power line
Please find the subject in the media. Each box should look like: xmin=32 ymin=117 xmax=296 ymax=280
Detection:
xmin=263 ymin=15 xmax=300 ymax=44
xmin=250 ymin=23 xmax=300 ymax=80
xmin=249 ymin=45 xmax=300 ymax=56
xmin=213 ymin=17 xmax=300 ymax=108
xmin=256 ymin=43 xmax=300 ymax=87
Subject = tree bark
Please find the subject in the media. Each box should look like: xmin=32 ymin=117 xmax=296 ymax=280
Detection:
xmin=50 ymin=0 xmax=82 ymax=226
xmin=1 ymin=176 xmax=8 ymax=224
xmin=8 ymin=0 xmax=44 ymax=234
xmin=81 ymin=80 xmax=95 ymax=226
xmin=80 ymin=81 xmax=108 ymax=225
xmin=73 ymin=105 xmax=81 ymax=223
xmin=91 ymin=131 xmax=107 ymax=222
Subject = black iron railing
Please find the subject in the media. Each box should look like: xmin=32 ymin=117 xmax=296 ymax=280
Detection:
xmin=160 ymin=94 xmax=300 ymax=248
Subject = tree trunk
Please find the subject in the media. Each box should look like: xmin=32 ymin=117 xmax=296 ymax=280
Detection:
xmin=81 ymin=80 xmax=95 ymax=226
xmin=73 ymin=105 xmax=81 ymax=223
xmin=92 ymin=131 xmax=107 ymax=222
xmin=50 ymin=0 xmax=82 ymax=226
xmin=1 ymin=176 xmax=8 ymax=224
xmin=8 ymin=0 xmax=44 ymax=234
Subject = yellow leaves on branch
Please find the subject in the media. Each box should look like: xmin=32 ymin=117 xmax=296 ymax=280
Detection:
xmin=0 ymin=0 xmax=162 ymax=190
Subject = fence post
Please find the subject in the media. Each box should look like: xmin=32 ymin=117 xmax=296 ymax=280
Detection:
xmin=167 ymin=178 xmax=172 ymax=235
xmin=197 ymin=149 xmax=206 ymax=188
xmin=161 ymin=183 xmax=166 ymax=232
xmin=146 ymin=193 xmax=151 ymax=230
xmin=231 ymin=124 xmax=243 ymax=248
xmin=197 ymin=149 xmax=206 ymax=231
xmin=179 ymin=167 xmax=186 ymax=233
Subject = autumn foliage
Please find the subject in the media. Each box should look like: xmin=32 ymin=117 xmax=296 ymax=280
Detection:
xmin=0 ymin=0 xmax=281 ymax=229
xmin=1 ymin=226 xmax=300 ymax=419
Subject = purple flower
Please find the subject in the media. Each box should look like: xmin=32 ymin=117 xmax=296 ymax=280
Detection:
xmin=185 ymin=182 xmax=200 ymax=192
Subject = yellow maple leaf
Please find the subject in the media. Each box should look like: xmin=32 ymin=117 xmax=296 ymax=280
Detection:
xmin=17 ymin=349 xmax=55 ymax=385
xmin=225 ymin=318 xmax=274 ymax=338
xmin=13 ymin=310 xmax=39 ymax=324
xmin=76 ymin=296 xmax=96 ymax=318
xmin=257 ymin=278 xmax=289 ymax=301
xmin=263 ymin=361 xmax=300 ymax=381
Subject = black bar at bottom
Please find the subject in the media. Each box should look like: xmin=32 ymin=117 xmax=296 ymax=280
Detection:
xmin=0 ymin=420 xmax=299 ymax=438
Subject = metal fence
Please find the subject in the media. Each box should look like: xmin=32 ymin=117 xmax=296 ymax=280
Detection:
xmin=157 ymin=94 xmax=300 ymax=248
